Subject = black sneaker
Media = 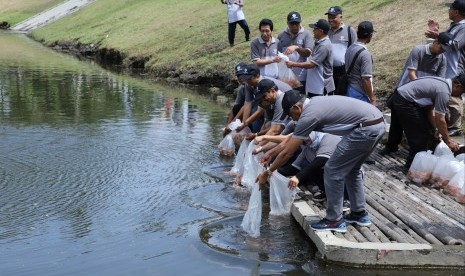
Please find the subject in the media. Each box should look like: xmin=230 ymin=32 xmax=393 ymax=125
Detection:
xmin=448 ymin=128 xmax=463 ymax=137
xmin=312 ymin=191 xmax=326 ymax=202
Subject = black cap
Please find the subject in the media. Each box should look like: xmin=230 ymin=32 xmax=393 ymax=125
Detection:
xmin=280 ymin=89 xmax=304 ymax=120
xmin=437 ymin=32 xmax=453 ymax=51
xmin=287 ymin=12 xmax=302 ymax=23
xmin=454 ymin=72 xmax=465 ymax=87
xmin=238 ymin=64 xmax=260 ymax=81
xmin=325 ymin=6 xmax=343 ymax=16
xmin=357 ymin=21 xmax=375 ymax=37
xmin=446 ymin=0 xmax=465 ymax=14
xmin=234 ymin=62 xmax=247 ymax=76
xmin=309 ymin=19 xmax=330 ymax=34
xmin=254 ymin=79 xmax=277 ymax=106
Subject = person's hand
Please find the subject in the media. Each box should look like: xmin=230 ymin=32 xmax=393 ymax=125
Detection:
xmin=284 ymin=45 xmax=299 ymax=55
xmin=254 ymin=135 xmax=264 ymax=144
xmin=433 ymin=129 xmax=440 ymax=141
xmin=371 ymin=98 xmax=378 ymax=107
xmin=235 ymin=122 xmax=245 ymax=132
xmin=288 ymin=176 xmax=299 ymax=190
xmin=252 ymin=145 xmax=262 ymax=155
xmin=427 ymin=19 xmax=439 ymax=32
xmin=245 ymin=132 xmax=256 ymax=141
xmin=446 ymin=139 xmax=460 ymax=152
xmin=286 ymin=61 xmax=294 ymax=68
xmin=273 ymin=56 xmax=282 ymax=63
xmin=260 ymin=152 xmax=272 ymax=165
xmin=256 ymin=170 xmax=271 ymax=190
xmin=222 ymin=127 xmax=232 ymax=137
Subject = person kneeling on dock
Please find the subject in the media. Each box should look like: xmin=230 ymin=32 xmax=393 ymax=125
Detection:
xmin=256 ymin=90 xmax=385 ymax=233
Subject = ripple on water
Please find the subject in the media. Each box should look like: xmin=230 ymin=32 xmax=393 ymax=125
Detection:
xmin=200 ymin=215 xmax=316 ymax=264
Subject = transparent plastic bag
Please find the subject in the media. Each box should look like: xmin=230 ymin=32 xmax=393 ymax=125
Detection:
xmin=407 ymin=151 xmax=438 ymax=184
xmin=430 ymin=157 xmax=463 ymax=188
xmin=230 ymin=139 xmax=249 ymax=175
xmin=433 ymin=140 xmax=453 ymax=157
xmin=264 ymin=57 xmax=279 ymax=78
xmin=232 ymin=126 xmax=251 ymax=145
xmin=269 ymin=172 xmax=296 ymax=216
xmin=218 ymin=133 xmax=235 ymax=156
xmin=456 ymin=177 xmax=465 ymax=204
xmin=241 ymin=143 xmax=264 ymax=190
xmin=276 ymin=52 xmax=301 ymax=88
xmin=455 ymin=154 xmax=465 ymax=163
xmin=241 ymin=183 xmax=262 ymax=238
xmin=444 ymin=170 xmax=465 ymax=197
xmin=228 ymin=119 xmax=242 ymax=131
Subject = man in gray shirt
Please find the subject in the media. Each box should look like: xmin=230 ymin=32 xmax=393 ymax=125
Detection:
xmin=256 ymin=91 xmax=385 ymax=233
xmin=388 ymin=74 xmax=464 ymax=168
xmin=382 ymin=33 xmax=451 ymax=154
xmin=251 ymin=18 xmax=281 ymax=78
xmin=425 ymin=0 xmax=465 ymax=136
xmin=286 ymin=19 xmax=334 ymax=97
xmin=325 ymin=6 xmax=357 ymax=95
xmin=277 ymin=11 xmax=314 ymax=92
xmin=345 ymin=21 xmax=377 ymax=106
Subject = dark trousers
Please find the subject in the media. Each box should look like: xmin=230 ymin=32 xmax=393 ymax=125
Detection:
xmin=228 ymin=20 xmax=250 ymax=45
xmin=390 ymin=93 xmax=434 ymax=166
xmin=332 ymin=66 xmax=347 ymax=96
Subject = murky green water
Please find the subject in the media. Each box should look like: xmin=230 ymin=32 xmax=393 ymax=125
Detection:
xmin=0 ymin=33 xmax=461 ymax=276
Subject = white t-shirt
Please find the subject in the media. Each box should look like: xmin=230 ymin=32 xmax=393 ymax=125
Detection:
xmin=225 ymin=0 xmax=245 ymax=23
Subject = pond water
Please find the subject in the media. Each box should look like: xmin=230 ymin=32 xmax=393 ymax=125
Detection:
xmin=0 ymin=32 xmax=460 ymax=276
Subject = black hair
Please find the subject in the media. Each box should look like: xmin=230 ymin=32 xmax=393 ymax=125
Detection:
xmin=259 ymin=18 xmax=273 ymax=31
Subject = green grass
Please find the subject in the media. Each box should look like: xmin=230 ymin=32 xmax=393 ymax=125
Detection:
xmin=2 ymin=0 xmax=454 ymax=96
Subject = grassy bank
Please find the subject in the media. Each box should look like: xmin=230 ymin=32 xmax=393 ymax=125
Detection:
xmin=2 ymin=0 xmax=452 ymax=95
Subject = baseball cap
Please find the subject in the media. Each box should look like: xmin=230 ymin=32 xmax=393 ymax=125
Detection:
xmin=287 ymin=12 xmax=302 ymax=23
xmin=280 ymin=89 xmax=304 ymax=120
xmin=437 ymin=32 xmax=453 ymax=51
xmin=238 ymin=64 xmax=260 ymax=81
xmin=309 ymin=19 xmax=330 ymax=34
xmin=454 ymin=72 xmax=465 ymax=87
xmin=357 ymin=21 xmax=375 ymax=37
xmin=446 ymin=0 xmax=465 ymax=13
xmin=234 ymin=62 xmax=247 ymax=76
xmin=254 ymin=79 xmax=277 ymax=106
xmin=325 ymin=6 xmax=343 ymax=16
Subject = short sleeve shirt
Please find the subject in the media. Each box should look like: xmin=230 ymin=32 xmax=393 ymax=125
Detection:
xmin=314 ymin=133 xmax=341 ymax=158
xmin=345 ymin=43 xmax=373 ymax=94
xmin=445 ymin=20 xmax=465 ymax=78
xmin=328 ymin=23 xmax=357 ymax=67
xmin=250 ymin=37 xmax=280 ymax=78
xmin=277 ymin=27 xmax=314 ymax=81
xmin=244 ymin=76 xmax=292 ymax=103
xmin=306 ymin=37 xmax=334 ymax=95
xmin=397 ymin=77 xmax=452 ymax=114
xmin=292 ymin=95 xmax=384 ymax=138
xmin=234 ymin=84 xmax=246 ymax=106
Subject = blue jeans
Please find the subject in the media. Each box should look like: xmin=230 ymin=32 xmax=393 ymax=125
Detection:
xmin=347 ymin=86 xmax=370 ymax=103
xmin=323 ymin=123 xmax=385 ymax=221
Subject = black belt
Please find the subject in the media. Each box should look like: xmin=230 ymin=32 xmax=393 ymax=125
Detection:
xmin=360 ymin=117 xmax=384 ymax=127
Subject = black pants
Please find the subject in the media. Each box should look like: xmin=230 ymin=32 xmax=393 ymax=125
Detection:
xmin=390 ymin=92 xmax=435 ymax=166
xmin=228 ymin=20 xmax=250 ymax=45
xmin=332 ymin=66 xmax=347 ymax=96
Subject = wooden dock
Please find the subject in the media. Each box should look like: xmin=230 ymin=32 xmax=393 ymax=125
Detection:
xmin=291 ymin=144 xmax=465 ymax=268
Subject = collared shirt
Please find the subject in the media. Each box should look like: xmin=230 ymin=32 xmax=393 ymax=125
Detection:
xmin=277 ymin=27 xmax=314 ymax=81
xmin=250 ymin=36 xmax=280 ymax=78
xmin=328 ymin=23 xmax=358 ymax=67
xmin=397 ymin=76 xmax=451 ymax=114
xmin=306 ymin=36 xmax=334 ymax=95
xmin=292 ymin=95 xmax=383 ymax=138
xmin=445 ymin=19 xmax=465 ymax=78
xmin=225 ymin=0 xmax=245 ymax=23
xmin=345 ymin=42 xmax=373 ymax=95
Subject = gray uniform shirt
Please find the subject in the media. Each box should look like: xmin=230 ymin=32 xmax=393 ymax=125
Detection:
xmin=250 ymin=36 xmax=280 ymax=78
xmin=277 ymin=27 xmax=314 ymax=81
xmin=234 ymin=84 xmax=246 ymax=105
xmin=244 ymin=76 xmax=292 ymax=103
xmin=293 ymin=95 xmax=383 ymax=138
xmin=397 ymin=77 xmax=452 ymax=114
xmin=306 ymin=37 xmax=334 ymax=95
xmin=345 ymin=43 xmax=373 ymax=95
xmin=328 ymin=23 xmax=357 ymax=67
xmin=445 ymin=20 xmax=465 ymax=78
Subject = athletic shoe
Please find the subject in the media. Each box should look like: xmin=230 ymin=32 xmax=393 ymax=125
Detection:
xmin=344 ymin=211 xmax=372 ymax=227
xmin=310 ymin=218 xmax=346 ymax=233
xmin=448 ymin=128 xmax=463 ymax=137
xmin=312 ymin=191 xmax=326 ymax=202
xmin=342 ymin=200 xmax=351 ymax=212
